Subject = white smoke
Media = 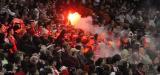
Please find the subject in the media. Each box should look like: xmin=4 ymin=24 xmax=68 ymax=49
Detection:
xmin=76 ymin=16 xmax=105 ymax=34
xmin=76 ymin=16 xmax=120 ymax=59
xmin=76 ymin=16 xmax=94 ymax=33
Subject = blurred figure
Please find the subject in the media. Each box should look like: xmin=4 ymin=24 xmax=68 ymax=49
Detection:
xmin=133 ymin=63 xmax=145 ymax=75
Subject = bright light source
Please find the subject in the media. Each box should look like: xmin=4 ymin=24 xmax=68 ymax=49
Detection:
xmin=68 ymin=12 xmax=81 ymax=26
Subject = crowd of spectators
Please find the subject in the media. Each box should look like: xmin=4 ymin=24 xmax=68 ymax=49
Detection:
xmin=0 ymin=0 xmax=160 ymax=75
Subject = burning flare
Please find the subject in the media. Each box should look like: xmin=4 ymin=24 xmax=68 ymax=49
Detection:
xmin=68 ymin=12 xmax=81 ymax=26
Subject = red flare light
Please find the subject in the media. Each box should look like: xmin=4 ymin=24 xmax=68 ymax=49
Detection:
xmin=68 ymin=12 xmax=81 ymax=26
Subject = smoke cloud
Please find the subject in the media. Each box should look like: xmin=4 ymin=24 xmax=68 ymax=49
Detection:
xmin=76 ymin=16 xmax=120 ymax=59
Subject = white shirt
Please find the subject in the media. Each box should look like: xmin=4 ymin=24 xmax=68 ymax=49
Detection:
xmin=110 ymin=72 xmax=116 ymax=75
xmin=118 ymin=14 xmax=125 ymax=23
xmin=149 ymin=19 xmax=156 ymax=27
xmin=125 ymin=14 xmax=133 ymax=23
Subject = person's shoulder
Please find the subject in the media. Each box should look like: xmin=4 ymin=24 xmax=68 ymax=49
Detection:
xmin=0 ymin=72 xmax=4 ymax=75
